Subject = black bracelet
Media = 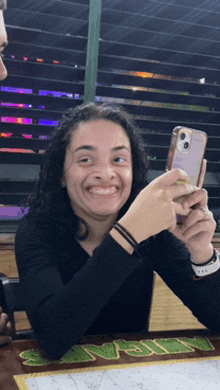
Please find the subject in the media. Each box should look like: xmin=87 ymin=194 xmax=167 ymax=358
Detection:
xmin=114 ymin=222 xmax=139 ymax=247
xmin=113 ymin=224 xmax=137 ymax=249
xmin=112 ymin=222 xmax=141 ymax=261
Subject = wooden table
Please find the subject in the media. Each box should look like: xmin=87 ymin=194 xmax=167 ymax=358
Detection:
xmin=1 ymin=329 xmax=220 ymax=390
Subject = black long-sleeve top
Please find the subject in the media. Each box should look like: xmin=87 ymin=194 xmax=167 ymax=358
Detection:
xmin=15 ymin=213 xmax=220 ymax=360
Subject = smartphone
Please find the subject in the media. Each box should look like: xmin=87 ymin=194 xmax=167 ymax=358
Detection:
xmin=166 ymin=126 xmax=207 ymax=223
xmin=166 ymin=126 xmax=207 ymax=185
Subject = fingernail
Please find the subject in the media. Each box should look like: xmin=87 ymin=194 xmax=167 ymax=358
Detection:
xmin=186 ymin=184 xmax=196 ymax=192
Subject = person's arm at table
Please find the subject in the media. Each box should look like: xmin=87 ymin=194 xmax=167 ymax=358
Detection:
xmin=0 ymin=307 xmax=12 ymax=346
xmin=119 ymin=161 xmax=220 ymax=331
xmin=15 ymin=216 xmax=142 ymax=360
xmin=152 ymin=230 xmax=220 ymax=332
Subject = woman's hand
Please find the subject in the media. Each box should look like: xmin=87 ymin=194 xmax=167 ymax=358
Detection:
xmin=119 ymin=169 xmax=196 ymax=244
xmin=0 ymin=306 xmax=12 ymax=346
xmin=170 ymin=160 xmax=217 ymax=263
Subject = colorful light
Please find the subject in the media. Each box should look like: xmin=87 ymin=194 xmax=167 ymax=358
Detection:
xmin=136 ymin=72 xmax=153 ymax=78
xmin=0 ymin=148 xmax=35 ymax=154
xmin=22 ymin=134 xmax=33 ymax=139
xmin=1 ymin=102 xmax=32 ymax=108
xmin=1 ymin=117 xmax=33 ymax=124
xmin=0 ymin=133 xmax=13 ymax=138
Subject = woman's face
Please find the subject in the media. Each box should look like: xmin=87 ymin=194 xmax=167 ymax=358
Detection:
xmin=63 ymin=119 xmax=133 ymax=221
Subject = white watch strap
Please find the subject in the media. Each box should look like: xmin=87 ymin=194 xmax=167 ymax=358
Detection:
xmin=191 ymin=249 xmax=220 ymax=277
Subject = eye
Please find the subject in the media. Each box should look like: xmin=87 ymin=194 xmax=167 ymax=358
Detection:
xmin=78 ymin=157 xmax=92 ymax=164
xmin=114 ymin=156 xmax=126 ymax=163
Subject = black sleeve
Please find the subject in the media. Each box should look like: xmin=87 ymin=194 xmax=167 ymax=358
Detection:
xmin=15 ymin=217 xmax=141 ymax=359
xmin=152 ymin=231 xmax=220 ymax=333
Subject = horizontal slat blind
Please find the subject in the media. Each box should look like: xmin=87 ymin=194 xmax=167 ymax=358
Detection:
xmin=0 ymin=0 xmax=219 ymax=228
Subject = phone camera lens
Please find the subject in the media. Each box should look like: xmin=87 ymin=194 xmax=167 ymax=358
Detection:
xmin=180 ymin=133 xmax=185 ymax=140
xmin=184 ymin=142 xmax=189 ymax=149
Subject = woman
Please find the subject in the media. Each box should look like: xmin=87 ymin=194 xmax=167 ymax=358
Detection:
xmin=12 ymin=102 xmax=218 ymax=359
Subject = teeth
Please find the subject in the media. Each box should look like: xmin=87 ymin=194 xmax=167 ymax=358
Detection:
xmin=88 ymin=186 xmax=118 ymax=195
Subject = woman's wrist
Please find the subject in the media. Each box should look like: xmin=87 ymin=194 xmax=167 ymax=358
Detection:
xmin=117 ymin=214 xmax=146 ymax=245
xmin=191 ymin=248 xmax=220 ymax=278
xmin=109 ymin=228 xmax=134 ymax=255
xmin=189 ymin=243 xmax=214 ymax=264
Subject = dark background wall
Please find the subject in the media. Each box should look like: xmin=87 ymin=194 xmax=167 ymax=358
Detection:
xmin=0 ymin=0 xmax=220 ymax=227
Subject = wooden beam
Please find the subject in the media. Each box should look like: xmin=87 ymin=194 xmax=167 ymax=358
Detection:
xmin=84 ymin=0 xmax=102 ymax=104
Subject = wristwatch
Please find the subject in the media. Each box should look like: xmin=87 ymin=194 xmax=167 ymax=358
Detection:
xmin=191 ymin=248 xmax=220 ymax=277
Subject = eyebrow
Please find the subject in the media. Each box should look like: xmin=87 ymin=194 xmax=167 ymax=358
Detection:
xmin=73 ymin=145 xmax=131 ymax=153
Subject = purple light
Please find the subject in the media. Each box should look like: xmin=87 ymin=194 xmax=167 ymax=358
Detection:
xmin=39 ymin=135 xmax=49 ymax=140
xmin=39 ymin=90 xmax=49 ymax=96
xmin=22 ymin=118 xmax=33 ymax=124
xmin=38 ymin=105 xmax=45 ymax=109
xmin=0 ymin=206 xmax=29 ymax=220
xmin=38 ymin=119 xmax=59 ymax=126
xmin=39 ymin=90 xmax=73 ymax=98
xmin=1 ymin=117 xmax=18 ymax=123
xmin=1 ymin=86 xmax=33 ymax=94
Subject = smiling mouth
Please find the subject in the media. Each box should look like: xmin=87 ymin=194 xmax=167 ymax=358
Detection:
xmin=87 ymin=186 xmax=119 ymax=195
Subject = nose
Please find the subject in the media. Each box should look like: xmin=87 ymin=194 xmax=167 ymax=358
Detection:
xmin=0 ymin=57 xmax=7 ymax=80
xmin=93 ymin=162 xmax=116 ymax=181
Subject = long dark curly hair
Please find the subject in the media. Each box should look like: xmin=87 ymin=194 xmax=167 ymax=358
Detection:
xmin=0 ymin=0 xmax=7 ymax=10
xmin=23 ymin=102 xmax=149 ymax=240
